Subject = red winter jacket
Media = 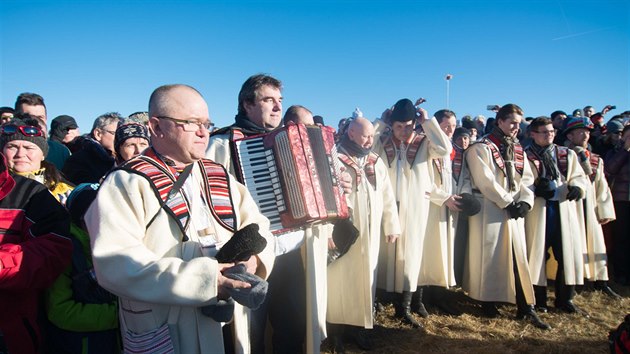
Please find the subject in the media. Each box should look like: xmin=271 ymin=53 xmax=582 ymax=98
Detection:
xmin=0 ymin=154 xmax=73 ymax=354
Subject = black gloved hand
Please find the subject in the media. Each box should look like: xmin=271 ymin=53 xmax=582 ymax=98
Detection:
xmin=534 ymin=177 xmax=555 ymax=200
xmin=516 ymin=201 xmax=531 ymax=218
xmin=566 ymin=185 xmax=583 ymax=201
xmin=505 ymin=201 xmax=530 ymax=219
xmin=505 ymin=202 xmax=521 ymax=219
xmin=215 ymin=224 xmax=267 ymax=263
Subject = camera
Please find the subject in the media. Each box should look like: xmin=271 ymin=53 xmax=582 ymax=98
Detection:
xmin=486 ymin=105 xmax=498 ymax=111
xmin=608 ymin=105 xmax=616 ymax=110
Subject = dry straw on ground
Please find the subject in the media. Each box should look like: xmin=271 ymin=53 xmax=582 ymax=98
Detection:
xmin=321 ymin=282 xmax=630 ymax=353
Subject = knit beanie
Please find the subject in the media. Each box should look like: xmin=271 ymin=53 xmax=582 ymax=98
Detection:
xmin=0 ymin=117 xmax=49 ymax=157
xmin=390 ymin=99 xmax=417 ymax=123
xmin=563 ymin=116 xmax=593 ymax=135
xmin=114 ymin=122 xmax=149 ymax=154
xmin=453 ymin=127 xmax=471 ymax=141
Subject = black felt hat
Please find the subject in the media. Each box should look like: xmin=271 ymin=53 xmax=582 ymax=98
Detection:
xmin=459 ymin=193 xmax=481 ymax=216
xmin=390 ymin=99 xmax=417 ymax=123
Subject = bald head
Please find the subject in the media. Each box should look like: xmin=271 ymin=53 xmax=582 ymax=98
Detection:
xmin=347 ymin=117 xmax=375 ymax=149
xmin=149 ymin=84 xmax=205 ymax=118
xmin=283 ymin=105 xmax=314 ymax=126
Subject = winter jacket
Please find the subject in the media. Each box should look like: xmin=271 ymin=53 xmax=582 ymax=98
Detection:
xmin=605 ymin=147 xmax=630 ymax=202
xmin=0 ymin=154 xmax=73 ymax=354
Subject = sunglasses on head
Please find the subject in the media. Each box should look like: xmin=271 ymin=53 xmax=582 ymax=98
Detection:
xmin=1 ymin=124 xmax=43 ymax=137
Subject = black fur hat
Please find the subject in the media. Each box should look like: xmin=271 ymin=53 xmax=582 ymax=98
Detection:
xmin=459 ymin=193 xmax=481 ymax=216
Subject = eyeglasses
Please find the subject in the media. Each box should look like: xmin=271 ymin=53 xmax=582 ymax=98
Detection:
xmin=1 ymin=124 xmax=43 ymax=137
xmin=156 ymin=116 xmax=215 ymax=132
xmin=100 ymin=128 xmax=116 ymax=135
xmin=533 ymin=130 xmax=555 ymax=135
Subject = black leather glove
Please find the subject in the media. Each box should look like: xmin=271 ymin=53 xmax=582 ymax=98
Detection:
xmin=505 ymin=202 xmax=521 ymax=219
xmin=505 ymin=201 xmax=530 ymax=219
xmin=516 ymin=201 xmax=531 ymax=218
xmin=534 ymin=177 xmax=555 ymax=200
xmin=566 ymin=185 xmax=583 ymax=201
xmin=215 ymin=224 xmax=267 ymax=263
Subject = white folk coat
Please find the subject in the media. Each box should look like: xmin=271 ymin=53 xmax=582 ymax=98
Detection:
xmin=461 ymin=140 xmax=536 ymax=304
xmin=85 ymin=160 xmax=275 ymax=354
xmin=327 ymin=154 xmax=401 ymax=328
xmin=207 ymin=130 xmax=331 ymax=354
xmin=419 ymin=156 xmax=457 ymax=288
xmin=524 ymin=147 xmax=588 ymax=286
xmin=578 ymin=154 xmax=616 ymax=281
xmin=374 ymin=118 xmax=452 ymax=293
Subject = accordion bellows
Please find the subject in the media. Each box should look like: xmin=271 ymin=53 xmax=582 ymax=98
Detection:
xmin=233 ymin=123 xmax=349 ymax=233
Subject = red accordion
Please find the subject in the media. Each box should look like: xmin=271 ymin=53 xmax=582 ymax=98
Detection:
xmin=233 ymin=123 xmax=348 ymax=233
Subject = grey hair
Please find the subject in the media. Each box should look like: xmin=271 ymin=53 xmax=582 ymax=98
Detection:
xmin=91 ymin=112 xmax=124 ymax=133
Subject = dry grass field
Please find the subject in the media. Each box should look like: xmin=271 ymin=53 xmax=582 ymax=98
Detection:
xmin=321 ymin=282 xmax=630 ymax=354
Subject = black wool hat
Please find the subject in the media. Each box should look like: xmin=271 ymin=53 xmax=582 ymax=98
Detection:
xmin=0 ymin=117 xmax=49 ymax=157
xmin=453 ymin=127 xmax=471 ymax=141
xmin=390 ymin=98 xmax=417 ymax=123
xmin=461 ymin=118 xmax=476 ymax=130
xmin=458 ymin=193 xmax=481 ymax=216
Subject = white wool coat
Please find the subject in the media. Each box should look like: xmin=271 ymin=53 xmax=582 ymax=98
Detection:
xmin=207 ymin=131 xmax=331 ymax=354
xmin=579 ymin=154 xmax=616 ymax=281
xmin=524 ymin=147 xmax=588 ymax=286
xmin=419 ymin=156 xmax=457 ymax=288
xmin=374 ymin=118 xmax=452 ymax=293
xmin=461 ymin=141 xmax=536 ymax=304
xmin=85 ymin=161 xmax=275 ymax=354
xmin=327 ymin=154 xmax=400 ymax=328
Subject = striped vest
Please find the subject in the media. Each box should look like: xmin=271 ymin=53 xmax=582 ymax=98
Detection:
xmin=117 ymin=149 xmax=237 ymax=239
xmin=480 ymin=136 xmax=525 ymax=176
xmin=380 ymin=132 xmax=426 ymax=167
xmin=526 ymin=145 xmax=569 ymax=179
xmin=337 ymin=151 xmax=380 ymax=189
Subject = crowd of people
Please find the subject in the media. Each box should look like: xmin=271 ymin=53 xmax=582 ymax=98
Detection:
xmin=0 ymin=77 xmax=628 ymax=354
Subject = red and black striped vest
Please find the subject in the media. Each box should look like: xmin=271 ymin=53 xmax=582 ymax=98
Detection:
xmin=118 ymin=149 xmax=237 ymax=237
xmin=380 ymin=132 xmax=426 ymax=167
xmin=337 ymin=151 xmax=379 ymax=189
xmin=480 ymin=135 xmax=525 ymax=176
xmin=526 ymin=145 xmax=569 ymax=179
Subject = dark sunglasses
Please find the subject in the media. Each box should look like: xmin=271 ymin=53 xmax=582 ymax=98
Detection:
xmin=1 ymin=124 xmax=43 ymax=137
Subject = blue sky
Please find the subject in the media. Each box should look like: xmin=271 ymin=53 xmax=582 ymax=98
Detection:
xmin=1 ymin=0 xmax=628 ymax=131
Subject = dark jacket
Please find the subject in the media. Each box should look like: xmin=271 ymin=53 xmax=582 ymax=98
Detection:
xmin=62 ymin=137 xmax=115 ymax=185
xmin=45 ymin=223 xmax=119 ymax=354
xmin=0 ymin=155 xmax=73 ymax=354
xmin=605 ymin=147 xmax=630 ymax=202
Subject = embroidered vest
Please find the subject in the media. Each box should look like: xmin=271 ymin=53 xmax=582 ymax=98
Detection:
xmin=337 ymin=151 xmax=379 ymax=189
xmin=526 ymin=145 xmax=569 ymax=179
xmin=118 ymin=150 xmax=237 ymax=238
xmin=380 ymin=132 xmax=426 ymax=167
xmin=587 ymin=151 xmax=601 ymax=182
xmin=480 ymin=136 xmax=525 ymax=176
xmin=452 ymin=145 xmax=464 ymax=183
xmin=432 ymin=158 xmax=444 ymax=185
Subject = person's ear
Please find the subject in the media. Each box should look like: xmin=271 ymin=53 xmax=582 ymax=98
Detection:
xmin=148 ymin=116 xmax=163 ymax=138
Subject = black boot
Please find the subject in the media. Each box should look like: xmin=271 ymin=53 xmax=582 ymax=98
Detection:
xmin=533 ymin=285 xmax=548 ymax=313
xmin=411 ymin=287 xmax=429 ymax=318
xmin=432 ymin=287 xmax=462 ymax=316
xmin=515 ymin=265 xmax=550 ymax=330
xmin=594 ymin=280 xmax=622 ymax=299
xmin=554 ymin=269 xmax=589 ymax=317
xmin=351 ymin=327 xmax=374 ymax=351
xmin=328 ymin=323 xmax=346 ymax=354
xmin=481 ymin=301 xmax=500 ymax=318
xmin=516 ymin=305 xmax=551 ymax=330
xmin=398 ymin=291 xmax=424 ymax=329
